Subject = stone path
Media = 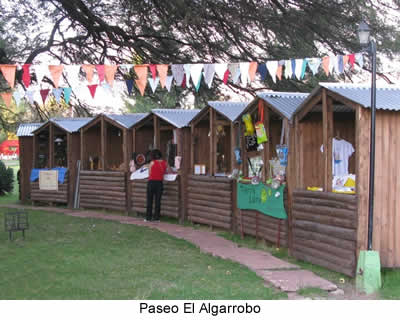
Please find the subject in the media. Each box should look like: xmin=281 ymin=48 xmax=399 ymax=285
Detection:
xmin=1 ymin=204 xmax=342 ymax=298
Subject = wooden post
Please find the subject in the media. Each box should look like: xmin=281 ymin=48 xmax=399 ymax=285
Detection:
xmin=154 ymin=114 xmax=160 ymax=149
xmin=209 ymin=108 xmax=216 ymax=175
xmin=101 ymin=116 xmax=106 ymax=170
xmin=32 ymin=134 xmax=37 ymax=168
xmin=123 ymin=128 xmax=128 ymax=172
xmin=67 ymin=133 xmax=73 ymax=208
xmin=322 ymin=89 xmax=333 ymax=192
xmin=190 ymin=123 xmax=195 ymax=175
xmin=262 ymin=102 xmax=270 ymax=181
xmin=49 ymin=123 xmax=54 ymax=168
xmin=132 ymin=128 xmax=136 ymax=153
xmin=80 ymin=129 xmax=85 ymax=170
xmin=230 ymin=122 xmax=236 ymax=173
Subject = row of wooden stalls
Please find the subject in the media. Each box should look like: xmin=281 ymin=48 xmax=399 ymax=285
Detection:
xmin=17 ymin=82 xmax=400 ymax=276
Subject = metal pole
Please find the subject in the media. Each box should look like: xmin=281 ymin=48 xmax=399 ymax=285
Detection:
xmin=367 ymin=39 xmax=377 ymax=251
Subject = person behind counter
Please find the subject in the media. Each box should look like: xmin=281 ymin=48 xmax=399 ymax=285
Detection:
xmin=145 ymin=149 xmax=169 ymax=222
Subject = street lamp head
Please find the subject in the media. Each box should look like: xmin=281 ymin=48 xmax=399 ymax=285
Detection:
xmin=358 ymin=21 xmax=371 ymax=47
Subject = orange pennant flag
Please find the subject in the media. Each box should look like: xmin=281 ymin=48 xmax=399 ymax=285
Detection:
xmin=276 ymin=64 xmax=283 ymax=81
xmin=1 ymin=92 xmax=13 ymax=107
xmin=134 ymin=65 xmax=148 ymax=96
xmin=48 ymin=65 xmax=64 ymax=88
xmin=157 ymin=64 xmax=168 ymax=88
xmin=0 ymin=64 xmax=17 ymax=88
xmin=248 ymin=62 xmax=258 ymax=82
xmin=322 ymin=56 xmax=330 ymax=76
xmin=343 ymin=55 xmax=349 ymax=68
xmin=82 ymin=64 xmax=95 ymax=83
xmin=104 ymin=65 xmax=118 ymax=87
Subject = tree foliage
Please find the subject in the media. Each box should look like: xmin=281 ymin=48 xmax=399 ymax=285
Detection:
xmin=0 ymin=160 xmax=14 ymax=196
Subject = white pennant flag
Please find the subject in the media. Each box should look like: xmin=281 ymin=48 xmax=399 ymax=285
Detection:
xmin=64 ymin=65 xmax=81 ymax=87
xmin=165 ymin=75 xmax=174 ymax=92
xmin=183 ymin=64 xmax=192 ymax=88
xmin=33 ymin=65 xmax=50 ymax=84
xmin=294 ymin=59 xmax=303 ymax=80
xmin=190 ymin=64 xmax=203 ymax=91
xmin=239 ymin=62 xmax=250 ymax=86
xmin=266 ymin=61 xmax=279 ymax=83
xmin=52 ymin=88 xmax=63 ymax=103
xmin=228 ymin=63 xmax=241 ymax=84
xmin=284 ymin=60 xmax=292 ymax=79
xmin=148 ymin=77 xmax=160 ymax=93
xmin=119 ymin=64 xmax=134 ymax=73
xmin=13 ymin=91 xmax=22 ymax=106
xmin=307 ymin=58 xmax=321 ymax=75
xmin=203 ymin=64 xmax=216 ymax=88
xmin=355 ymin=53 xmax=364 ymax=68
xmin=329 ymin=55 xmax=336 ymax=74
xmin=25 ymin=90 xmax=35 ymax=104
xmin=171 ymin=64 xmax=185 ymax=86
xmin=214 ymin=63 xmax=228 ymax=80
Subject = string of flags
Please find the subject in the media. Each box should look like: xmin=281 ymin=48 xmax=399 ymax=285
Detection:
xmin=0 ymin=52 xmax=364 ymax=108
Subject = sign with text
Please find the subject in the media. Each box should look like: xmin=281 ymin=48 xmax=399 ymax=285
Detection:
xmin=39 ymin=170 xmax=58 ymax=191
xmin=237 ymin=183 xmax=287 ymax=219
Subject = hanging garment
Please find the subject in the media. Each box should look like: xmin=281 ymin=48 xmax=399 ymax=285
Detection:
xmin=321 ymin=138 xmax=355 ymax=176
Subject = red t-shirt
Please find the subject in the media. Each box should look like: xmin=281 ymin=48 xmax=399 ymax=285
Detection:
xmin=149 ymin=160 xmax=167 ymax=181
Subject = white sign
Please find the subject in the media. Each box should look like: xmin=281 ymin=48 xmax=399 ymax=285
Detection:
xmin=39 ymin=170 xmax=58 ymax=191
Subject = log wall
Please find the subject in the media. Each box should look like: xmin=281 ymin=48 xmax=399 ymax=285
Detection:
xmin=130 ymin=178 xmax=181 ymax=218
xmin=31 ymin=175 xmax=69 ymax=204
xmin=187 ymin=175 xmax=233 ymax=229
xmin=291 ymin=189 xmax=357 ymax=277
xmin=79 ymin=170 xmax=127 ymax=212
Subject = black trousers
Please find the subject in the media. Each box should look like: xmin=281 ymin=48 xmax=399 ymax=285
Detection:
xmin=146 ymin=180 xmax=163 ymax=220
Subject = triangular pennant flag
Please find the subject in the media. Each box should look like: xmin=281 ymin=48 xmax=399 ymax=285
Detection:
xmin=181 ymin=74 xmax=186 ymax=88
xmin=0 ymin=92 xmax=13 ymax=107
xmin=329 ymin=55 xmax=337 ymax=74
xmin=183 ymin=64 xmax=192 ymax=87
xmin=307 ymin=58 xmax=321 ymax=75
xmin=348 ymin=54 xmax=355 ymax=69
xmin=171 ymin=64 xmax=185 ymax=86
xmin=104 ymin=65 xmax=118 ymax=87
xmin=248 ymin=62 xmax=258 ymax=82
xmin=214 ymin=63 xmax=228 ymax=80
xmin=266 ymin=61 xmax=279 ymax=83
xmin=96 ymin=65 xmax=105 ymax=83
xmin=257 ymin=63 xmax=267 ymax=81
xmin=228 ymin=63 xmax=241 ymax=84
xmin=355 ymin=53 xmax=364 ymax=68
xmin=343 ymin=55 xmax=349 ymax=68
xmin=40 ymin=89 xmax=50 ymax=104
xmin=322 ymin=56 xmax=330 ymax=76
xmin=300 ymin=59 xmax=307 ymax=79
xmin=82 ymin=64 xmax=95 ymax=83
xmin=125 ymin=79 xmax=134 ymax=95
xmin=134 ymin=65 xmax=148 ymax=96
xmin=223 ymin=69 xmax=230 ymax=84
xmin=148 ymin=77 xmax=160 ymax=93
xmin=48 ymin=65 xmax=64 ymax=88
xmin=203 ymin=64 xmax=216 ymax=88
xmin=291 ymin=59 xmax=296 ymax=79
xmin=239 ymin=62 xmax=250 ymax=86
xmin=52 ymin=88 xmax=63 ymax=103
xmin=33 ymin=65 xmax=49 ymax=84
xmin=276 ymin=62 xmax=283 ymax=81
xmin=190 ymin=64 xmax=203 ymax=92
xmin=64 ymin=65 xmax=81 ymax=87
xmin=22 ymin=64 xmax=31 ymax=88
xmin=25 ymin=90 xmax=35 ymax=104
xmin=157 ymin=64 xmax=169 ymax=88
xmin=0 ymin=65 xmax=17 ymax=88
xmin=165 ymin=75 xmax=174 ymax=92
xmin=88 ymin=84 xmax=98 ymax=98
xmin=13 ymin=91 xmax=22 ymax=106
xmin=294 ymin=59 xmax=303 ymax=80
xmin=149 ymin=64 xmax=157 ymax=80
xmin=63 ymin=87 xmax=72 ymax=104
xmin=338 ymin=55 xmax=344 ymax=73
xmin=284 ymin=60 xmax=292 ymax=79
xmin=119 ymin=64 xmax=133 ymax=73
xmin=101 ymin=82 xmax=112 ymax=93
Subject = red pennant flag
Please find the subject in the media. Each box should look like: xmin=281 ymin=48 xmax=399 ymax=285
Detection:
xmin=223 ymin=69 xmax=230 ymax=84
xmin=22 ymin=64 xmax=31 ymax=88
xmin=181 ymin=74 xmax=186 ymax=88
xmin=348 ymin=54 xmax=355 ymax=69
xmin=96 ymin=65 xmax=105 ymax=82
xmin=0 ymin=64 xmax=17 ymax=88
xmin=149 ymin=64 xmax=157 ymax=79
xmin=0 ymin=92 xmax=13 ymax=107
xmin=40 ymin=89 xmax=50 ymax=104
xmin=88 ymin=84 xmax=98 ymax=98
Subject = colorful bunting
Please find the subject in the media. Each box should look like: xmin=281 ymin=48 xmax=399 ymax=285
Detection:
xmin=52 ymin=88 xmax=63 ymax=103
xmin=40 ymin=89 xmax=50 ymax=104
xmin=165 ymin=76 xmax=174 ymax=92
xmin=157 ymin=64 xmax=169 ymax=88
xmin=104 ymin=65 xmax=118 ymax=87
xmin=149 ymin=64 xmax=157 ymax=80
xmin=148 ymin=77 xmax=160 ymax=93
xmin=63 ymin=87 xmax=72 ymax=104
xmin=307 ymin=58 xmax=321 ymax=75
xmin=82 ymin=64 xmax=95 ymax=83
xmin=257 ymin=63 xmax=267 ymax=81
xmin=322 ymin=56 xmax=330 ymax=76
xmin=214 ymin=63 xmax=228 ymax=80
xmin=33 ymin=65 xmax=49 ymax=84
xmin=239 ymin=62 xmax=250 ymax=86
xmin=228 ymin=63 xmax=241 ymax=84
xmin=22 ymin=64 xmax=31 ymax=87
xmin=355 ymin=53 xmax=364 ymax=69
xmin=0 ymin=92 xmax=12 ymax=107
xmin=0 ymin=64 xmax=17 ymax=88
xmin=223 ymin=69 xmax=230 ymax=84
xmin=125 ymin=79 xmax=134 ymax=95
xmin=183 ymin=64 xmax=192 ymax=88
xmin=171 ymin=64 xmax=185 ymax=86
xmin=88 ymin=84 xmax=98 ymax=98
xmin=25 ymin=90 xmax=35 ymax=104
xmin=203 ymin=64 xmax=216 ymax=88
xmin=48 ymin=65 xmax=64 ymax=88
xmin=266 ymin=61 xmax=278 ymax=83
xmin=96 ymin=65 xmax=105 ymax=83
xmin=284 ymin=60 xmax=292 ymax=79
xmin=13 ymin=91 xmax=22 ymax=106
xmin=348 ymin=54 xmax=355 ymax=69
xmin=134 ymin=65 xmax=148 ymax=96
xmin=190 ymin=64 xmax=203 ymax=92
xmin=248 ymin=62 xmax=258 ymax=82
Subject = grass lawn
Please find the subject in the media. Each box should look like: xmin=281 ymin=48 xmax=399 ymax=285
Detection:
xmin=0 ymin=208 xmax=287 ymax=300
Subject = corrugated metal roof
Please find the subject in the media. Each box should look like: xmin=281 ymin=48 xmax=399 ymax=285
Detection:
xmin=208 ymin=101 xmax=250 ymax=121
xmin=321 ymin=82 xmax=400 ymax=111
xmin=51 ymin=117 xmax=93 ymax=133
xmin=152 ymin=109 xmax=200 ymax=128
xmin=16 ymin=123 xmax=42 ymax=137
xmin=106 ymin=113 xmax=150 ymax=128
xmin=257 ymin=92 xmax=309 ymax=120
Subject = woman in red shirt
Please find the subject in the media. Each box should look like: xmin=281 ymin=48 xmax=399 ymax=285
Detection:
xmin=145 ymin=149 xmax=168 ymax=222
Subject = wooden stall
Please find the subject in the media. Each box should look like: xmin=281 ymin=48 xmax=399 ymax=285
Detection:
xmin=291 ymin=82 xmax=400 ymax=276
xmin=30 ymin=118 xmax=91 ymax=207
xmin=235 ymin=92 xmax=309 ymax=248
xmin=187 ymin=101 xmax=249 ymax=229
xmin=79 ymin=113 xmax=149 ymax=212
xmin=16 ymin=123 xmax=42 ymax=203
xmin=131 ymin=109 xmax=199 ymax=221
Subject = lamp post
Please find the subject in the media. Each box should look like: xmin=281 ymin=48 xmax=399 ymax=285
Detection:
xmin=358 ymin=21 xmax=377 ymax=251
xmin=355 ymin=21 xmax=381 ymax=294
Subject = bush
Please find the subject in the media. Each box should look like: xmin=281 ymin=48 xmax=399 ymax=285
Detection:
xmin=0 ymin=160 xmax=14 ymax=196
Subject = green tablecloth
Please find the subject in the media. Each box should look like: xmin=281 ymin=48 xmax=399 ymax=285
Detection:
xmin=237 ymin=182 xmax=287 ymax=219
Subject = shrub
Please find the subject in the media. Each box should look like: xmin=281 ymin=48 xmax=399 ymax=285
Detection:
xmin=0 ymin=160 xmax=14 ymax=196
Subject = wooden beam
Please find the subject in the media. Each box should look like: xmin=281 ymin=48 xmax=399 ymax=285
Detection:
xmin=190 ymin=123 xmax=195 ymax=174
xmin=296 ymin=94 xmax=322 ymax=122
xmin=101 ymin=115 xmax=106 ymax=171
xmin=80 ymin=129 xmax=85 ymax=170
xmin=49 ymin=123 xmax=54 ymax=168
xmin=210 ymin=108 xmax=216 ymax=175
xmin=322 ymin=89 xmax=333 ymax=192
xmin=132 ymin=128 xmax=136 ymax=154
xmin=123 ymin=128 xmax=128 ymax=172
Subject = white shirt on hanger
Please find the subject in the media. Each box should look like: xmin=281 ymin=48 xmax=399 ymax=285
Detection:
xmin=320 ymin=138 xmax=355 ymax=176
